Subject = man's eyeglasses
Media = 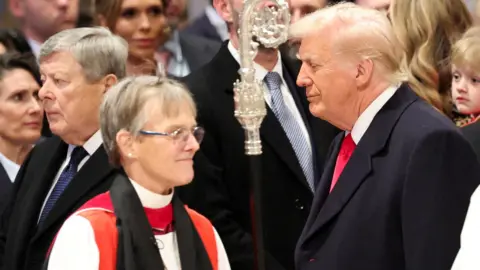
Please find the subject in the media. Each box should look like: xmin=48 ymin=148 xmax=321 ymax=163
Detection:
xmin=139 ymin=126 xmax=205 ymax=145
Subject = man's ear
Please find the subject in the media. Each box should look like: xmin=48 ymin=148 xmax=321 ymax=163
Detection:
xmin=102 ymin=74 xmax=118 ymax=94
xmin=9 ymin=0 xmax=25 ymax=18
xmin=355 ymin=58 xmax=374 ymax=89
xmin=213 ymin=0 xmax=235 ymax=24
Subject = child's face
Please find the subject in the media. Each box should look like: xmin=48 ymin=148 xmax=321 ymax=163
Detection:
xmin=452 ymin=65 xmax=480 ymax=115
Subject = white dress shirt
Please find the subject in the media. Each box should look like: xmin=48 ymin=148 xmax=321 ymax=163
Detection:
xmin=48 ymin=179 xmax=231 ymax=270
xmin=27 ymin=38 xmax=41 ymax=58
xmin=37 ymin=130 xmax=103 ymax=223
xmin=0 ymin=152 xmax=20 ymax=183
xmin=451 ymin=185 xmax=480 ymax=270
xmin=227 ymin=41 xmax=312 ymax=152
xmin=350 ymin=84 xmax=399 ymax=143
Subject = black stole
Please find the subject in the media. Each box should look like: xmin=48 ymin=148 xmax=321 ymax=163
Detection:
xmin=110 ymin=173 xmax=213 ymax=270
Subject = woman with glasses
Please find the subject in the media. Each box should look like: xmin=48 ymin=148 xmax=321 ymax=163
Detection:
xmin=45 ymin=76 xmax=231 ymax=270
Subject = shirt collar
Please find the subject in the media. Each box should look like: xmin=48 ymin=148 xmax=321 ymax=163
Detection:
xmin=130 ymin=178 xmax=174 ymax=209
xmin=227 ymin=41 xmax=283 ymax=83
xmin=66 ymin=130 xmax=103 ymax=158
xmin=350 ymin=84 xmax=399 ymax=144
xmin=0 ymin=152 xmax=20 ymax=182
xmin=27 ymin=38 xmax=41 ymax=58
xmin=163 ymin=30 xmax=183 ymax=62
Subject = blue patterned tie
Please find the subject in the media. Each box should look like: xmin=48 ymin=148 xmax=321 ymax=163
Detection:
xmin=38 ymin=146 xmax=88 ymax=225
xmin=264 ymin=72 xmax=315 ymax=190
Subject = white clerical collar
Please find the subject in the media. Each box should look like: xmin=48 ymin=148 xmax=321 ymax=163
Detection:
xmin=227 ymin=41 xmax=283 ymax=83
xmin=0 ymin=151 xmax=20 ymax=182
xmin=350 ymin=84 xmax=400 ymax=144
xmin=129 ymin=179 xmax=174 ymax=209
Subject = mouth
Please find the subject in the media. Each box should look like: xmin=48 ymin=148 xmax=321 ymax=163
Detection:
xmin=133 ymin=38 xmax=155 ymax=48
xmin=456 ymin=97 xmax=468 ymax=102
xmin=24 ymin=121 xmax=41 ymax=127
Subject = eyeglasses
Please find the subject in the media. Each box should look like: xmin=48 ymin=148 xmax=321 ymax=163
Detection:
xmin=139 ymin=126 xmax=205 ymax=145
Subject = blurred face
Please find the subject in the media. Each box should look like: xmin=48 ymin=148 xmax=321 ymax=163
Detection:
xmin=115 ymin=0 xmax=168 ymax=60
xmin=0 ymin=43 xmax=6 ymax=55
xmin=452 ymin=65 xmax=480 ymax=115
xmin=131 ymin=102 xmax=201 ymax=192
xmin=164 ymin=0 xmax=187 ymax=26
xmin=39 ymin=52 xmax=108 ymax=145
xmin=297 ymin=34 xmax=358 ymax=128
xmin=356 ymin=0 xmax=391 ymax=11
xmin=0 ymin=68 xmax=43 ymax=145
xmin=13 ymin=0 xmax=78 ymax=42
xmin=289 ymin=0 xmax=326 ymax=24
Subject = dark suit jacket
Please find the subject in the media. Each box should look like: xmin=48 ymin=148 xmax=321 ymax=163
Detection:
xmin=0 ymin=136 xmax=116 ymax=270
xmin=462 ymin=121 xmax=480 ymax=161
xmin=178 ymin=43 xmax=339 ymax=270
xmin=183 ymin=13 xmax=223 ymax=43
xmin=296 ymin=84 xmax=480 ymax=270
xmin=179 ymin=31 xmax=221 ymax=74
xmin=0 ymin=164 xmax=12 ymax=217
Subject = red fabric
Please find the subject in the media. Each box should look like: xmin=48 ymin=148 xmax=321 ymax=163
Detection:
xmin=80 ymin=191 xmax=174 ymax=233
xmin=330 ymin=134 xmax=356 ymax=192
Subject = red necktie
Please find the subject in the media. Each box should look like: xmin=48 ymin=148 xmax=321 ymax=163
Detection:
xmin=330 ymin=134 xmax=356 ymax=192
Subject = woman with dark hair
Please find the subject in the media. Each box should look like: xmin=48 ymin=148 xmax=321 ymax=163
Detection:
xmin=0 ymin=29 xmax=33 ymax=55
xmin=0 ymin=52 xmax=43 ymax=213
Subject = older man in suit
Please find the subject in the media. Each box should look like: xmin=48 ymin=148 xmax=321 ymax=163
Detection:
xmin=0 ymin=27 xmax=127 ymax=270
xmin=291 ymin=3 xmax=480 ymax=270
xmin=178 ymin=0 xmax=339 ymax=270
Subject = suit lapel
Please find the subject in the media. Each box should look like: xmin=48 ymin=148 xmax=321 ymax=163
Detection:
xmin=12 ymin=138 xmax=66 ymax=247
xmin=211 ymin=44 xmax=311 ymax=189
xmin=302 ymin=84 xmax=419 ymax=245
xmin=35 ymin=146 xmax=114 ymax=237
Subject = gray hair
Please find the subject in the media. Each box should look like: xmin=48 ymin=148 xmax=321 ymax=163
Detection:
xmin=39 ymin=27 xmax=128 ymax=82
xmin=100 ymin=75 xmax=197 ymax=167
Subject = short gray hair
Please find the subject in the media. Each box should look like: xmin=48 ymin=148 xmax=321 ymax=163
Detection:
xmin=39 ymin=27 xmax=128 ymax=82
xmin=100 ymin=76 xmax=197 ymax=167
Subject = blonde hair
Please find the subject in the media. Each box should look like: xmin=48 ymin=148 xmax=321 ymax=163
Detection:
xmin=289 ymin=2 xmax=404 ymax=84
xmin=451 ymin=26 xmax=480 ymax=75
xmin=100 ymin=76 xmax=196 ymax=167
xmin=390 ymin=0 xmax=473 ymax=116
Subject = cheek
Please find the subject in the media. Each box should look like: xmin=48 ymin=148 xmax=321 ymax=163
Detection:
xmin=115 ymin=20 xmax=135 ymax=42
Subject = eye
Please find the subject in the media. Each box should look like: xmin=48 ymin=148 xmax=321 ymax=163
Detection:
xmin=121 ymin=8 xmax=137 ymax=19
xmin=148 ymin=6 xmax=163 ymax=16
xmin=452 ymin=73 xmax=460 ymax=81
xmin=472 ymin=77 xmax=480 ymax=84
xmin=12 ymin=92 xmax=25 ymax=102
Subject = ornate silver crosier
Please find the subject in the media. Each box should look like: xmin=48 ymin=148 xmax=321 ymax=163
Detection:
xmin=233 ymin=0 xmax=290 ymax=155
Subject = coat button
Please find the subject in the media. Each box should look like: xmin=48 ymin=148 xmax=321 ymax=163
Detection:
xmin=294 ymin=199 xmax=305 ymax=210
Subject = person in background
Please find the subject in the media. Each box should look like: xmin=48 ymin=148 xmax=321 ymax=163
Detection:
xmin=449 ymin=27 xmax=480 ymax=159
xmin=389 ymin=0 xmax=473 ymax=118
xmin=0 ymin=27 xmax=127 ymax=270
xmin=158 ymin=0 xmax=221 ymax=77
xmin=183 ymin=0 xmax=229 ymax=42
xmin=291 ymin=3 xmax=480 ymax=269
xmin=8 ymin=0 xmax=79 ymax=57
xmin=0 ymin=52 xmax=42 ymax=215
xmin=93 ymin=0 xmax=169 ymax=76
xmin=46 ymin=76 xmax=231 ymax=270
xmin=290 ymin=0 xmax=327 ymax=24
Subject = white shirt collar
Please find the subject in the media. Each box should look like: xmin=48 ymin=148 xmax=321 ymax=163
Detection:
xmin=227 ymin=41 xmax=283 ymax=82
xmin=130 ymin=178 xmax=174 ymax=209
xmin=66 ymin=130 xmax=103 ymax=157
xmin=27 ymin=38 xmax=41 ymax=58
xmin=350 ymin=84 xmax=399 ymax=144
xmin=0 ymin=152 xmax=20 ymax=182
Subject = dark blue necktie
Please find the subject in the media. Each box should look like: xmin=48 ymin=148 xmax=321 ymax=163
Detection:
xmin=38 ymin=146 xmax=88 ymax=225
